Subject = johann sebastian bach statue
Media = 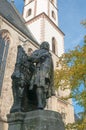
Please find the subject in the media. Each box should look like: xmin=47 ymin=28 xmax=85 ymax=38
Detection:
xmin=10 ymin=41 xmax=55 ymax=113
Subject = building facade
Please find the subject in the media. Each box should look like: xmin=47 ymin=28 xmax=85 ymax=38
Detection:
xmin=0 ymin=0 xmax=74 ymax=130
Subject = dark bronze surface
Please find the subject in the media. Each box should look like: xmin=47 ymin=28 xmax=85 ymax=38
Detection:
xmin=10 ymin=42 xmax=55 ymax=112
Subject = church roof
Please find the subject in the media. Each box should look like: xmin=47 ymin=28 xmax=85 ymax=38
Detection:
xmin=0 ymin=0 xmax=38 ymax=45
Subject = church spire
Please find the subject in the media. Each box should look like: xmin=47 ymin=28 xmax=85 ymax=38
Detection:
xmin=23 ymin=0 xmax=64 ymax=57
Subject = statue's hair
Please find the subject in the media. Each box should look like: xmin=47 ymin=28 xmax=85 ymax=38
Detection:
xmin=40 ymin=41 xmax=50 ymax=50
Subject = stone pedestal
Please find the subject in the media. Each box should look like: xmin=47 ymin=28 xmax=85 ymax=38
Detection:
xmin=7 ymin=110 xmax=65 ymax=130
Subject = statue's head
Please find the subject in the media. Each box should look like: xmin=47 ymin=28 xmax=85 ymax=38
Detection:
xmin=40 ymin=41 xmax=50 ymax=51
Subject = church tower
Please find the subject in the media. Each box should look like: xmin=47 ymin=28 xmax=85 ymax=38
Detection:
xmin=23 ymin=0 xmax=64 ymax=57
xmin=23 ymin=0 xmax=75 ymax=124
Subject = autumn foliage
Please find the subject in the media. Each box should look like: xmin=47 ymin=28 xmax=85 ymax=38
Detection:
xmin=54 ymin=34 xmax=86 ymax=129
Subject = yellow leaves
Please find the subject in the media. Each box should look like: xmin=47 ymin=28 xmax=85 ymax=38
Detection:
xmin=54 ymin=67 xmax=70 ymax=89
xmin=76 ymin=115 xmax=86 ymax=130
xmin=54 ymin=42 xmax=86 ymax=107
xmin=64 ymin=22 xmax=86 ymax=130
xmin=66 ymin=114 xmax=86 ymax=130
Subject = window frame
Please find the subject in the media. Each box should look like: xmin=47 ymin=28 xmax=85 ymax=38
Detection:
xmin=52 ymin=10 xmax=56 ymax=20
xmin=0 ymin=30 xmax=10 ymax=95
xmin=26 ymin=8 xmax=32 ymax=17
xmin=52 ymin=37 xmax=56 ymax=54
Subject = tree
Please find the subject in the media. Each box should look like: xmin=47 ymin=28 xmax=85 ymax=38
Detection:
xmin=54 ymin=32 xmax=86 ymax=129
xmin=55 ymin=42 xmax=86 ymax=97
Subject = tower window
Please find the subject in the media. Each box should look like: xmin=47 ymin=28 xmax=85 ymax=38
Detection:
xmin=52 ymin=11 xmax=56 ymax=20
xmin=52 ymin=37 xmax=56 ymax=54
xmin=26 ymin=9 xmax=32 ymax=17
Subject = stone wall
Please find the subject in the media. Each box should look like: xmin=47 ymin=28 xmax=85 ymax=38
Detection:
xmin=0 ymin=17 xmax=38 ymax=123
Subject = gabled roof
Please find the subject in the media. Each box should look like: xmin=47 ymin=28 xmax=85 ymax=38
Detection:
xmin=0 ymin=0 xmax=38 ymax=45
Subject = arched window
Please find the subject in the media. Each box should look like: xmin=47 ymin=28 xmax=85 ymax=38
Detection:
xmin=26 ymin=9 xmax=32 ymax=17
xmin=52 ymin=11 xmax=56 ymax=20
xmin=0 ymin=30 xmax=10 ymax=94
xmin=52 ymin=37 xmax=56 ymax=54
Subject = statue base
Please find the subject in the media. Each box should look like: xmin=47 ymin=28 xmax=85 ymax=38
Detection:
xmin=7 ymin=110 xmax=65 ymax=130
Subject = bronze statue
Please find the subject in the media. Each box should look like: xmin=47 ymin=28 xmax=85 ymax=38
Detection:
xmin=10 ymin=42 xmax=55 ymax=113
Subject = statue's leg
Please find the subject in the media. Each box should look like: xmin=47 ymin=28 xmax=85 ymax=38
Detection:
xmin=21 ymin=85 xmax=30 ymax=112
xmin=36 ymin=87 xmax=44 ymax=109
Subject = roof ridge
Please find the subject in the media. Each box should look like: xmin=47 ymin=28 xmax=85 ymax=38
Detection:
xmin=0 ymin=0 xmax=39 ymax=45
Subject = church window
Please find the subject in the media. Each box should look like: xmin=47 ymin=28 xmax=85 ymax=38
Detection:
xmin=52 ymin=11 xmax=56 ymax=20
xmin=0 ymin=30 xmax=10 ymax=95
xmin=52 ymin=37 xmax=56 ymax=54
xmin=26 ymin=9 xmax=32 ymax=17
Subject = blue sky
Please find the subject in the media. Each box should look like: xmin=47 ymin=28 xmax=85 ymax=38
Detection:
xmin=9 ymin=0 xmax=86 ymax=114
xmin=58 ymin=0 xmax=86 ymax=52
